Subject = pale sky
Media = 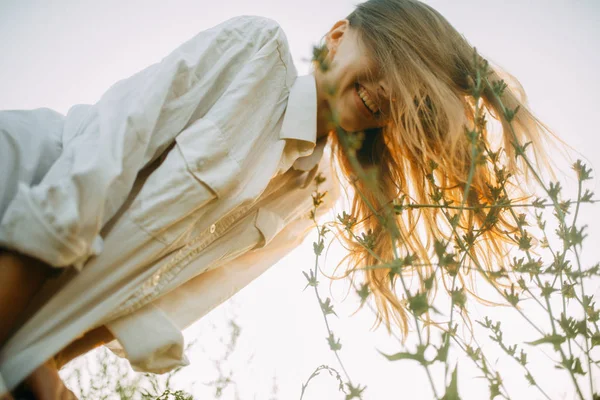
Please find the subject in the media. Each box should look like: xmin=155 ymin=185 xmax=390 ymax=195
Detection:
xmin=1 ymin=1 xmax=599 ymax=399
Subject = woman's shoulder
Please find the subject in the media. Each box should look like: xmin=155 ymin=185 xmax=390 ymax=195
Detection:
xmin=208 ymin=15 xmax=293 ymax=65
xmin=217 ymin=15 xmax=296 ymax=83
xmin=217 ymin=15 xmax=286 ymax=39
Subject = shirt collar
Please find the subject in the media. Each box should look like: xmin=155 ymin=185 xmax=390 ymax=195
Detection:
xmin=279 ymin=73 xmax=326 ymax=172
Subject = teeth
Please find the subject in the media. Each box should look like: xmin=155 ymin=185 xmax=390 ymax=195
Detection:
xmin=357 ymin=85 xmax=379 ymax=114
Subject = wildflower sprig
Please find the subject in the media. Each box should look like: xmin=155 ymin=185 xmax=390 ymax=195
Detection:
xmin=301 ymin=161 xmax=367 ymax=399
xmin=481 ymin=65 xmax=599 ymax=399
xmin=333 ymin=91 xmax=445 ymax=400
xmin=477 ymin=316 xmax=552 ymax=399
xmin=305 ymin=41 xmax=599 ymax=400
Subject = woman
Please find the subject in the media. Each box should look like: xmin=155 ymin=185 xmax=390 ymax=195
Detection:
xmin=0 ymin=0 xmax=556 ymax=398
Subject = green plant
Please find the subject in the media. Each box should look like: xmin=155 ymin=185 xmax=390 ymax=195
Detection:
xmin=301 ymin=45 xmax=599 ymax=399
xmin=60 ymin=318 xmax=272 ymax=400
xmin=61 ymin=343 xmax=193 ymax=399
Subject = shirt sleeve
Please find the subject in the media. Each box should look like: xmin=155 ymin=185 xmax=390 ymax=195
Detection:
xmin=0 ymin=15 xmax=286 ymax=269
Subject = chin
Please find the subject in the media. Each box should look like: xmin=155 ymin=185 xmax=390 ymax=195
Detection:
xmin=336 ymin=113 xmax=361 ymax=133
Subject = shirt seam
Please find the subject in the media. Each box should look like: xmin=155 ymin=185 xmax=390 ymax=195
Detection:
xmin=275 ymin=37 xmax=290 ymax=91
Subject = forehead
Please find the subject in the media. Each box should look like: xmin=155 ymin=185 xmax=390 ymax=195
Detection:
xmin=343 ymin=30 xmax=381 ymax=72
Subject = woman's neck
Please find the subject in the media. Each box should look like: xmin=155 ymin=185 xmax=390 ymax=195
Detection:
xmin=312 ymin=70 xmax=334 ymax=140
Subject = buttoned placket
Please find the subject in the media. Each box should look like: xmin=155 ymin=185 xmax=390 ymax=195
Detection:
xmin=104 ymin=164 xmax=318 ymax=322
xmin=104 ymin=200 xmax=256 ymax=321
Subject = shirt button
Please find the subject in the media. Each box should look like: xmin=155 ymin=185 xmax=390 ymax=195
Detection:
xmin=210 ymin=223 xmax=216 ymax=234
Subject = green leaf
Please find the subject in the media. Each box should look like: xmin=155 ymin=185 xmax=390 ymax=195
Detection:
xmin=311 ymin=191 xmax=327 ymax=207
xmin=504 ymin=105 xmax=521 ymax=123
xmin=518 ymin=349 xmax=528 ymax=366
xmin=465 ymin=345 xmax=481 ymax=362
xmin=561 ymin=281 xmax=576 ymax=299
xmin=441 ymin=364 xmax=461 ymax=400
xmin=378 ymin=344 xmax=428 ymax=365
xmin=516 ymin=213 xmax=528 ymax=227
xmin=356 ymin=229 xmax=375 ymax=250
xmin=314 ymin=172 xmax=326 ymax=185
xmin=503 ymin=284 xmax=520 ymax=306
xmin=581 ymin=189 xmax=594 ymax=203
xmin=337 ymin=211 xmax=357 ymax=230
xmin=345 ymin=383 xmax=366 ymax=400
xmin=491 ymin=79 xmax=508 ymax=97
xmin=532 ymin=197 xmax=546 ymax=208
xmin=312 ymin=45 xmax=329 ymax=71
xmin=450 ymin=287 xmax=467 ymax=309
xmin=591 ymin=333 xmax=600 ymax=348
xmin=558 ymin=225 xmax=588 ymax=248
xmin=424 ymin=274 xmax=436 ymax=290
xmin=524 ymin=372 xmax=536 ymax=386
xmin=584 ymin=295 xmax=600 ymax=322
xmin=516 ymin=230 xmax=532 ymax=251
xmin=572 ymin=159 xmax=593 ymax=181
xmin=313 ymin=239 xmax=324 ymax=256
xmin=379 ymin=350 xmax=421 ymax=362
xmin=435 ymin=339 xmax=450 ymax=364
xmin=327 ymin=333 xmax=342 ymax=351
xmin=489 ymin=378 xmax=502 ymax=399
xmin=556 ymin=356 xmax=586 ymax=375
xmin=548 ymin=181 xmax=562 ymax=201
xmin=356 ymin=283 xmax=370 ymax=305
xmin=320 ymin=297 xmax=337 ymax=317
xmin=408 ymin=291 xmax=431 ymax=317
xmin=558 ymin=312 xmax=579 ymax=339
xmin=525 ymin=334 xmax=566 ymax=351
xmin=302 ymin=270 xmax=319 ymax=291
xmin=540 ymin=281 xmax=558 ymax=299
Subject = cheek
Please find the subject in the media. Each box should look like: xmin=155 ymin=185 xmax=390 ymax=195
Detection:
xmin=334 ymin=89 xmax=387 ymax=132
xmin=334 ymin=89 xmax=362 ymax=131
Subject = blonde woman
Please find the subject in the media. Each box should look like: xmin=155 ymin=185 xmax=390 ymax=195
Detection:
xmin=0 ymin=0 xmax=555 ymax=398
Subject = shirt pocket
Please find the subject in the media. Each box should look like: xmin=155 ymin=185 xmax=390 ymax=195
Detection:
xmin=129 ymin=118 xmax=240 ymax=245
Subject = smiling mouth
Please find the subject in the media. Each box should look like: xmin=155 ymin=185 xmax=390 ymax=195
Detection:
xmin=354 ymin=82 xmax=381 ymax=117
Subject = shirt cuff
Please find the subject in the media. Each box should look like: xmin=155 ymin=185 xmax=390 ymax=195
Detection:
xmin=0 ymin=182 xmax=103 ymax=270
xmin=104 ymin=303 xmax=190 ymax=374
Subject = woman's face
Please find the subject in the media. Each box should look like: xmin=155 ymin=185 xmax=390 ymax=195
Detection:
xmin=317 ymin=19 xmax=392 ymax=133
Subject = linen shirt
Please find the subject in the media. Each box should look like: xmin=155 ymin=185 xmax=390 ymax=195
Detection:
xmin=0 ymin=15 xmax=342 ymax=394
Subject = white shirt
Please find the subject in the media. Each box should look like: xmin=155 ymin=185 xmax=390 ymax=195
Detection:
xmin=0 ymin=15 xmax=341 ymax=394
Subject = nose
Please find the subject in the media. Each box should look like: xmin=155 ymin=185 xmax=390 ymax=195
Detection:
xmin=378 ymin=81 xmax=390 ymax=99
xmin=378 ymin=81 xmax=396 ymax=103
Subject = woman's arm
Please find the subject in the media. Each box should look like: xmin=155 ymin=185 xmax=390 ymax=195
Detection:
xmin=53 ymin=325 xmax=114 ymax=370
xmin=0 ymin=251 xmax=54 ymax=348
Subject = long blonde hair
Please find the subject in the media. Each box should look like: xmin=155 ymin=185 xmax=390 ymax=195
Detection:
xmin=317 ymin=0 xmax=561 ymax=338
